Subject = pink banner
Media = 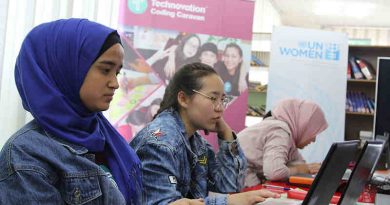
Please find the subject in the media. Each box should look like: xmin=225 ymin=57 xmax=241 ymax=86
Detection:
xmin=119 ymin=0 xmax=254 ymax=40
xmin=110 ymin=0 xmax=255 ymax=149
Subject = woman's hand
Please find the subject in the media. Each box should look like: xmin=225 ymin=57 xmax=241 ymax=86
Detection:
xmin=164 ymin=45 xmax=177 ymax=79
xmin=307 ymin=163 xmax=321 ymax=174
xmin=169 ymin=198 xmax=204 ymax=205
xmin=147 ymin=45 xmax=177 ymax=65
xmin=289 ymin=162 xmax=321 ymax=175
xmin=288 ymin=164 xmax=310 ymax=175
xmin=238 ymin=65 xmax=248 ymax=94
xmin=208 ymin=117 xmax=235 ymax=142
xmin=227 ymin=190 xmax=280 ymax=205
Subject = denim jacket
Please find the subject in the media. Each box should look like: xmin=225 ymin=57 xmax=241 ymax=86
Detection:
xmin=0 ymin=120 xmax=133 ymax=205
xmin=130 ymin=109 xmax=247 ymax=205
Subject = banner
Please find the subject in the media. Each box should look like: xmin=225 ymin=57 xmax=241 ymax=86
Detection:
xmin=267 ymin=26 xmax=348 ymax=162
xmin=109 ymin=0 xmax=255 ymax=149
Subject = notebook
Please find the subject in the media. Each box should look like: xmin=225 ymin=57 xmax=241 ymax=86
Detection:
xmin=257 ymin=140 xmax=359 ymax=205
xmin=338 ymin=140 xmax=385 ymax=205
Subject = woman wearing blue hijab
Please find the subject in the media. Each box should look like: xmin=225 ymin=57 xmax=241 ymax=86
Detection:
xmin=0 ymin=19 xmax=142 ymax=204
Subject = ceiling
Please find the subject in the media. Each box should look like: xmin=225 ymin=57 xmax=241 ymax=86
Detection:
xmin=270 ymin=0 xmax=390 ymax=28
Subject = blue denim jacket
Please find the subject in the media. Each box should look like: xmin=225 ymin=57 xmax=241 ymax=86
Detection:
xmin=0 ymin=120 xmax=136 ymax=205
xmin=130 ymin=109 xmax=247 ymax=205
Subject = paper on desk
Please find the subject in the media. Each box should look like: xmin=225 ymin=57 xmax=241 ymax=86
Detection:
xmin=256 ymin=197 xmax=302 ymax=205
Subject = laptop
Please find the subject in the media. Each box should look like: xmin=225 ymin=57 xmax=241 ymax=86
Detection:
xmin=257 ymin=140 xmax=359 ymax=205
xmin=338 ymin=140 xmax=385 ymax=205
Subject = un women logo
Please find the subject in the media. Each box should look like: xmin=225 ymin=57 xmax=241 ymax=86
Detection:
xmin=128 ymin=0 xmax=148 ymax=14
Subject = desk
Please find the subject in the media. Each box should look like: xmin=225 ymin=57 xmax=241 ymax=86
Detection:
xmin=242 ymin=181 xmax=375 ymax=205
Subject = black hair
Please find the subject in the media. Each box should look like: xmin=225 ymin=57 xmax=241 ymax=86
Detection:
xmin=145 ymin=98 xmax=162 ymax=122
xmin=263 ymin=111 xmax=272 ymax=119
xmin=223 ymin=42 xmax=243 ymax=72
xmin=175 ymin=34 xmax=201 ymax=64
xmin=224 ymin=43 xmax=243 ymax=57
xmin=150 ymin=98 xmax=162 ymax=106
xmin=155 ymin=62 xmax=217 ymax=118
xmin=95 ymin=31 xmax=122 ymax=62
xmin=126 ymin=109 xmax=147 ymax=125
xmin=200 ymin=42 xmax=218 ymax=56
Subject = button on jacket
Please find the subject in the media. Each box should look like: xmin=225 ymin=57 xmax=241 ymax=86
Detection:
xmin=130 ymin=109 xmax=247 ymax=205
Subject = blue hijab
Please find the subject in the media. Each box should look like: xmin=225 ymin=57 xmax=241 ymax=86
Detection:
xmin=14 ymin=19 xmax=142 ymax=204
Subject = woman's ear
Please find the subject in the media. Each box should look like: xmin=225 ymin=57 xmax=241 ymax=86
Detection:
xmin=177 ymin=90 xmax=190 ymax=109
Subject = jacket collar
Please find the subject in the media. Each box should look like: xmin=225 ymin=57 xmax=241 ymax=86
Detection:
xmin=37 ymin=123 xmax=89 ymax=155
xmin=164 ymin=109 xmax=208 ymax=159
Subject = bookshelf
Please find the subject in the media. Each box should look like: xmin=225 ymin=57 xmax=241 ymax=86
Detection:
xmin=248 ymin=51 xmax=269 ymax=118
xmin=345 ymin=45 xmax=390 ymax=141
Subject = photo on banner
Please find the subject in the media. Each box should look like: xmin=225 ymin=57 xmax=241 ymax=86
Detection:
xmin=108 ymin=0 xmax=255 ymax=148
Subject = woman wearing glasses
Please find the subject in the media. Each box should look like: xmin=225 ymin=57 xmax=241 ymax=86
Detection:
xmin=130 ymin=62 xmax=279 ymax=205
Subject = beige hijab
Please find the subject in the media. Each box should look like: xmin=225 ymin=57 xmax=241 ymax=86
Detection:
xmin=272 ymin=98 xmax=328 ymax=146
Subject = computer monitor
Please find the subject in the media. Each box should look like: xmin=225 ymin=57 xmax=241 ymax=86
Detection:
xmin=373 ymin=57 xmax=390 ymax=169
xmin=301 ymin=140 xmax=359 ymax=205
xmin=376 ymin=133 xmax=390 ymax=170
xmin=338 ymin=140 xmax=385 ymax=205
xmin=257 ymin=141 xmax=359 ymax=205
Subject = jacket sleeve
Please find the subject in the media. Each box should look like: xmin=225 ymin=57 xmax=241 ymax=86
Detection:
xmin=206 ymin=133 xmax=248 ymax=193
xmin=135 ymin=142 xmax=185 ymax=205
xmin=0 ymin=169 xmax=62 ymax=204
xmin=262 ymin=131 xmax=291 ymax=181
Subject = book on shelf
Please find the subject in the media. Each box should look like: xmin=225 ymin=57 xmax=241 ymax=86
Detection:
xmin=347 ymin=57 xmax=376 ymax=80
xmin=355 ymin=58 xmax=375 ymax=80
xmin=349 ymin=57 xmax=364 ymax=79
xmin=346 ymin=91 xmax=375 ymax=114
xmin=347 ymin=62 xmax=352 ymax=79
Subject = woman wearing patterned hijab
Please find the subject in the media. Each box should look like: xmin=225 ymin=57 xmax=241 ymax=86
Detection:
xmin=238 ymin=98 xmax=328 ymax=187
xmin=0 ymin=19 xmax=142 ymax=204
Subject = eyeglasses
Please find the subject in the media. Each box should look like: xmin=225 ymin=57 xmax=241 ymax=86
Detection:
xmin=192 ymin=89 xmax=229 ymax=109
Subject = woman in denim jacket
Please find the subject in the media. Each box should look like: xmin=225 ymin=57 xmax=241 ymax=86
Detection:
xmin=0 ymin=19 xmax=142 ymax=204
xmin=130 ymin=62 xmax=279 ymax=205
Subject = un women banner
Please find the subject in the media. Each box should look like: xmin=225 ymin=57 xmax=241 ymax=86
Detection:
xmin=267 ymin=26 xmax=349 ymax=162
xmin=108 ymin=0 xmax=255 ymax=149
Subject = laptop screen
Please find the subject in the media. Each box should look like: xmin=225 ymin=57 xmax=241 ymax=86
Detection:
xmin=338 ymin=141 xmax=385 ymax=205
xmin=302 ymin=140 xmax=359 ymax=205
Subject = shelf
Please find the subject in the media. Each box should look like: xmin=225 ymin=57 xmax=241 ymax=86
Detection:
xmin=344 ymin=46 xmax=390 ymax=141
xmin=349 ymin=45 xmax=390 ymax=49
xmin=347 ymin=79 xmax=376 ymax=83
xmin=346 ymin=111 xmax=374 ymax=116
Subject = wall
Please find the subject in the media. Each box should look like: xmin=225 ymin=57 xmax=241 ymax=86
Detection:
xmin=252 ymin=0 xmax=281 ymax=52
xmin=324 ymin=26 xmax=390 ymax=46
xmin=0 ymin=0 xmax=120 ymax=149
xmin=0 ymin=0 xmax=8 ymax=99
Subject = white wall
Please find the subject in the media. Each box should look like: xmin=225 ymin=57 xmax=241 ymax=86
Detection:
xmin=252 ymin=0 xmax=281 ymax=33
xmin=324 ymin=26 xmax=390 ymax=46
xmin=252 ymin=0 xmax=281 ymax=52
xmin=0 ymin=0 xmax=120 ymax=149
xmin=0 ymin=0 xmax=8 ymax=98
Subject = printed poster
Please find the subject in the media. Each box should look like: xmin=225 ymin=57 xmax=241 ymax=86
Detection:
xmin=267 ymin=26 xmax=348 ymax=162
xmin=109 ymin=0 xmax=255 ymax=149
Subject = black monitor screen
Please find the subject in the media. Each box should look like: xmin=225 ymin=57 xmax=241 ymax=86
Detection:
xmin=374 ymin=57 xmax=390 ymax=169
xmin=302 ymin=141 xmax=359 ymax=205
xmin=374 ymin=57 xmax=390 ymax=137
xmin=338 ymin=141 xmax=385 ymax=205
